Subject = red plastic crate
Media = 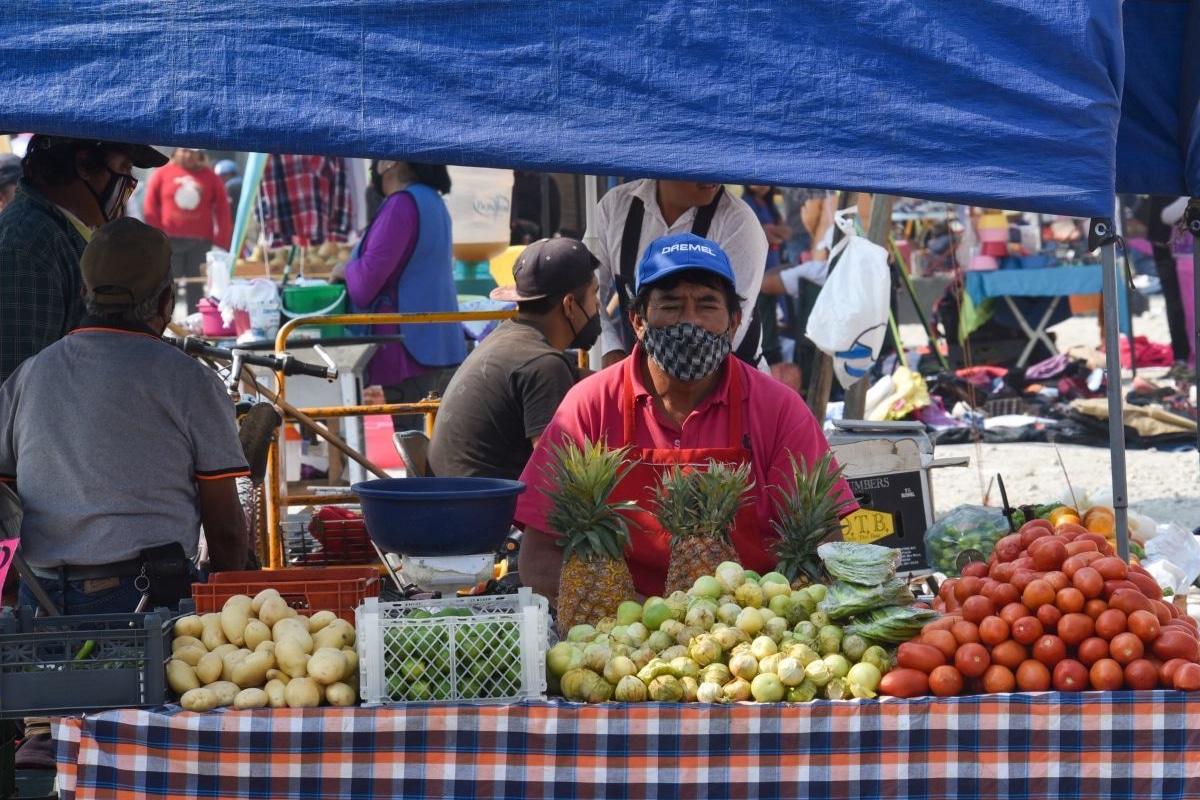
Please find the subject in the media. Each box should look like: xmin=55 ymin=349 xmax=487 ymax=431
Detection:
xmin=192 ymin=567 xmax=380 ymax=624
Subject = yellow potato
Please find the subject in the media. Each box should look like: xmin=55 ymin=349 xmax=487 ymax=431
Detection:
xmin=199 ymin=613 xmax=228 ymax=651
xmin=275 ymin=638 xmax=310 ymax=679
xmin=172 ymin=645 xmax=207 ymax=667
xmin=179 ymin=687 xmax=220 ymax=713
xmin=220 ymin=595 xmax=254 ymax=646
xmin=207 ymin=680 xmax=241 ymax=707
xmin=171 ymin=634 xmax=206 ymax=653
xmin=243 ymin=619 xmax=273 ymax=651
xmin=194 ymin=651 xmax=225 ymax=685
xmin=306 ymin=610 xmax=337 ymax=634
xmin=264 ymin=678 xmax=288 ymax=708
xmin=251 ymin=588 xmax=282 ymax=615
xmin=173 ymin=615 xmax=204 ymax=639
xmin=283 ymin=677 xmax=322 ymax=708
xmin=231 ymin=650 xmax=276 ymax=689
xmin=167 ymin=659 xmax=201 ymax=695
xmin=324 ymin=682 xmax=357 ymax=707
xmin=307 ymin=648 xmax=349 ymax=686
xmin=234 ymin=688 xmax=269 ymax=710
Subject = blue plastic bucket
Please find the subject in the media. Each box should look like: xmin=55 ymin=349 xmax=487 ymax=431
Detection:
xmin=351 ymin=477 xmax=525 ymax=556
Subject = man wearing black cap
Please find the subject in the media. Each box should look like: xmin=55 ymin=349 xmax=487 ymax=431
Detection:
xmin=428 ymin=238 xmax=602 ymax=481
xmin=0 ymin=135 xmax=168 ymax=383
xmin=0 ymin=217 xmax=250 ymax=768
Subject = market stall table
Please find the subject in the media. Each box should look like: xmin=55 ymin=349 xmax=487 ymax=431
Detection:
xmin=54 ymin=692 xmax=1200 ymax=799
xmin=964 ymin=264 xmax=1104 ymax=367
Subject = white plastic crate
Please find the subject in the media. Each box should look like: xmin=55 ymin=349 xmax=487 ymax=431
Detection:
xmin=357 ymin=587 xmax=549 ymax=705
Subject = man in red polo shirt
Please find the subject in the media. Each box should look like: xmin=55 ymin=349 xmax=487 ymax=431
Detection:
xmin=515 ymin=232 xmax=856 ymax=602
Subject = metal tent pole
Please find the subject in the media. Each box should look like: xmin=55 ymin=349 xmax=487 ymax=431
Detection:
xmin=1091 ymin=218 xmax=1129 ymax=560
xmin=1186 ymin=199 xmax=1200 ymax=457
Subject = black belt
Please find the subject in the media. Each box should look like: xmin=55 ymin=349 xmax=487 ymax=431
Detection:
xmin=29 ymin=557 xmax=145 ymax=582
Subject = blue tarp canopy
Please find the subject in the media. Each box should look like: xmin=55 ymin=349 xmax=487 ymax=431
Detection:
xmin=0 ymin=0 xmax=1140 ymax=217
xmin=1117 ymin=0 xmax=1200 ymax=199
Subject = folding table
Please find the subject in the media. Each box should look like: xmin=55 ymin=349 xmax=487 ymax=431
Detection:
xmin=964 ymin=264 xmax=1104 ymax=366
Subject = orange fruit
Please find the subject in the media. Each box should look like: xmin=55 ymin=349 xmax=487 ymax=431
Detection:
xmin=1048 ymin=506 xmax=1082 ymax=528
xmin=1082 ymin=506 xmax=1116 ymax=536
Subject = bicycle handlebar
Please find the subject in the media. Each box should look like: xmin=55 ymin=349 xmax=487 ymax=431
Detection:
xmin=164 ymin=336 xmax=339 ymax=381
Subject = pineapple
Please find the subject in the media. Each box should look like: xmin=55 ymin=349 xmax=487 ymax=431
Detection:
xmin=541 ymin=438 xmax=640 ymax=637
xmin=771 ymin=451 xmax=855 ymax=587
xmin=654 ymin=460 xmax=753 ymax=594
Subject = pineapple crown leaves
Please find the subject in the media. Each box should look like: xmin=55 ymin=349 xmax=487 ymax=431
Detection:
xmin=769 ymin=450 xmax=855 ymax=583
xmin=651 ymin=460 xmax=753 ymax=541
xmin=539 ymin=437 xmax=641 ymax=562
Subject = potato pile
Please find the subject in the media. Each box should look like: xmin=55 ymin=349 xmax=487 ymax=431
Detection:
xmin=236 ymin=243 xmax=354 ymax=277
xmin=167 ymin=589 xmax=359 ymax=712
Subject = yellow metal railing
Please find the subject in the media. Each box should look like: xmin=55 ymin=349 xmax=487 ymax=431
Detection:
xmin=264 ymin=310 xmax=515 ymax=569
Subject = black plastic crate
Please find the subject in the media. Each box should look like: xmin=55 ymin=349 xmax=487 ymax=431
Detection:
xmin=0 ymin=607 xmax=170 ymax=718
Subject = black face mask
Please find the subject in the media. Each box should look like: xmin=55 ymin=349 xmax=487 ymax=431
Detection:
xmin=86 ymin=167 xmax=137 ymax=222
xmin=567 ymin=305 xmax=601 ymax=351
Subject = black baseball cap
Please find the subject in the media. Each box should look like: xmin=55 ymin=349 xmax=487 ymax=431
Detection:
xmin=29 ymin=135 xmax=168 ymax=169
xmin=490 ymin=238 xmax=599 ymax=303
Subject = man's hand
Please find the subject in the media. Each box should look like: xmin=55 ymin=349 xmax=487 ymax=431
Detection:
xmin=198 ymin=477 xmax=250 ymax=572
xmin=601 ymin=350 xmax=626 ymax=369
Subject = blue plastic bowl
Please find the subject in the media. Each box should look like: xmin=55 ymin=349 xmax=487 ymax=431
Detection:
xmin=351 ymin=477 xmax=526 ymax=556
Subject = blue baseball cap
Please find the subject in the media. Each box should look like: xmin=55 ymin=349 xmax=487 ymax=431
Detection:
xmin=635 ymin=233 xmax=736 ymax=293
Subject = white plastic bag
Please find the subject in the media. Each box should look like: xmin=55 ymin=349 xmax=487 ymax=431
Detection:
xmin=1142 ymin=522 xmax=1200 ymax=596
xmin=804 ymin=209 xmax=891 ymax=388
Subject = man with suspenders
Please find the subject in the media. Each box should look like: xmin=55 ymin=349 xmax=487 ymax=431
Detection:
xmin=588 ymin=180 xmax=768 ymax=369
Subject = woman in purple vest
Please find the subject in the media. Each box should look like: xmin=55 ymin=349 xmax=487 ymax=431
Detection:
xmin=332 ymin=161 xmax=467 ymax=432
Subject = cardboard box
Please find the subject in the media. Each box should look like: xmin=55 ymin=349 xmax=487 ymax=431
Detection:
xmin=840 ymin=470 xmax=933 ymax=573
xmin=827 ymin=420 xmax=967 ymax=574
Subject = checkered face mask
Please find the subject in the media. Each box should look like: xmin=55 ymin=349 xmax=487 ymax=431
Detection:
xmin=640 ymin=322 xmax=732 ymax=382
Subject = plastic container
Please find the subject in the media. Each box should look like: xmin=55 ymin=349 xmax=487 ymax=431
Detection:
xmin=281 ymin=283 xmax=347 ymax=338
xmin=198 ymin=297 xmax=236 ymax=336
xmin=445 ymin=167 xmax=514 ymax=264
xmin=356 ymin=588 xmax=548 ymax=705
xmin=0 ymin=608 xmax=170 ymax=718
xmin=190 ymin=566 xmax=380 ymax=624
xmin=351 ymin=477 xmax=525 ymax=556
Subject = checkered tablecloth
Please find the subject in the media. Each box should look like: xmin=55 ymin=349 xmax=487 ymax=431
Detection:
xmin=54 ymin=692 xmax=1200 ymax=799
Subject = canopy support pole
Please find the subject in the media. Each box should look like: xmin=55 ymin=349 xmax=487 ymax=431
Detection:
xmin=1187 ymin=199 xmax=1200 ymax=458
xmin=1091 ymin=217 xmax=1129 ymax=560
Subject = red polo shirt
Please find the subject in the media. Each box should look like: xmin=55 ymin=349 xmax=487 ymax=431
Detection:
xmin=514 ymin=347 xmax=856 ymax=544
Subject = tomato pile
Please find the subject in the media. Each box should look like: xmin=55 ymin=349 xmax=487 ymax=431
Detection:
xmin=880 ymin=518 xmax=1200 ymax=698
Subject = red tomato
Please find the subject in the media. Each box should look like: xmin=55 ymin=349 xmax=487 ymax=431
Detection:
xmin=1152 ymin=630 xmax=1200 ymax=662
xmin=1032 ymin=634 xmax=1067 ymax=667
xmin=1109 ymin=631 xmax=1146 ymax=665
xmin=928 ymin=665 xmax=964 ymax=697
xmin=1036 ymin=603 xmax=1062 ymax=631
xmin=1011 ymin=616 xmax=1045 ymax=646
xmin=1056 ymin=612 xmax=1096 ymax=646
xmin=1108 ymin=588 xmax=1154 ymax=617
xmin=979 ymin=615 xmax=1011 ymax=647
xmin=897 ymin=642 xmax=947 ymax=674
xmin=1126 ymin=609 xmax=1161 ymax=643
xmin=1172 ymin=663 xmax=1200 ymax=692
xmin=920 ymin=629 xmax=959 ymax=661
xmin=1123 ymin=658 xmax=1159 ymax=691
xmin=1055 ymin=587 xmax=1086 ymax=614
xmin=1160 ymin=658 xmax=1192 ymax=688
xmin=1052 ymin=659 xmax=1089 ymax=691
xmin=1072 ymin=567 xmax=1105 ymax=599
xmin=879 ymin=668 xmax=931 ymax=698
xmin=989 ymin=640 xmax=1029 ymax=670
xmin=1077 ymin=636 xmax=1112 ymax=667
xmin=961 ymin=561 xmax=991 ymax=579
xmin=1093 ymin=556 xmax=1129 ymax=582
xmin=954 ymin=576 xmax=981 ymax=602
xmin=1089 ymin=658 xmax=1125 ymax=691
xmin=982 ymin=664 xmax=1016 ymax=694
xmin=955 ymin=643 xmax=991 ymax=679
xmin=961 ymin=595 xmax=995 ymax=625
xmin=1015 ymin=659 xmax=1052 ymax=692
xmin=1093 ymin=608 xmax=1128 ymax=640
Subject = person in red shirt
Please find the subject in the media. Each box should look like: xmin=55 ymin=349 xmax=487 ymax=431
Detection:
xmin=515 ymin=232 xmax=856 ymax=601
xmin=143 ymin=148 xmax=232 ymax=314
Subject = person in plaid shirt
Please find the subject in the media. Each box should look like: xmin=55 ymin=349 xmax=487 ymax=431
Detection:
xmin=0 ymin=135 xmax=167 ymax=384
